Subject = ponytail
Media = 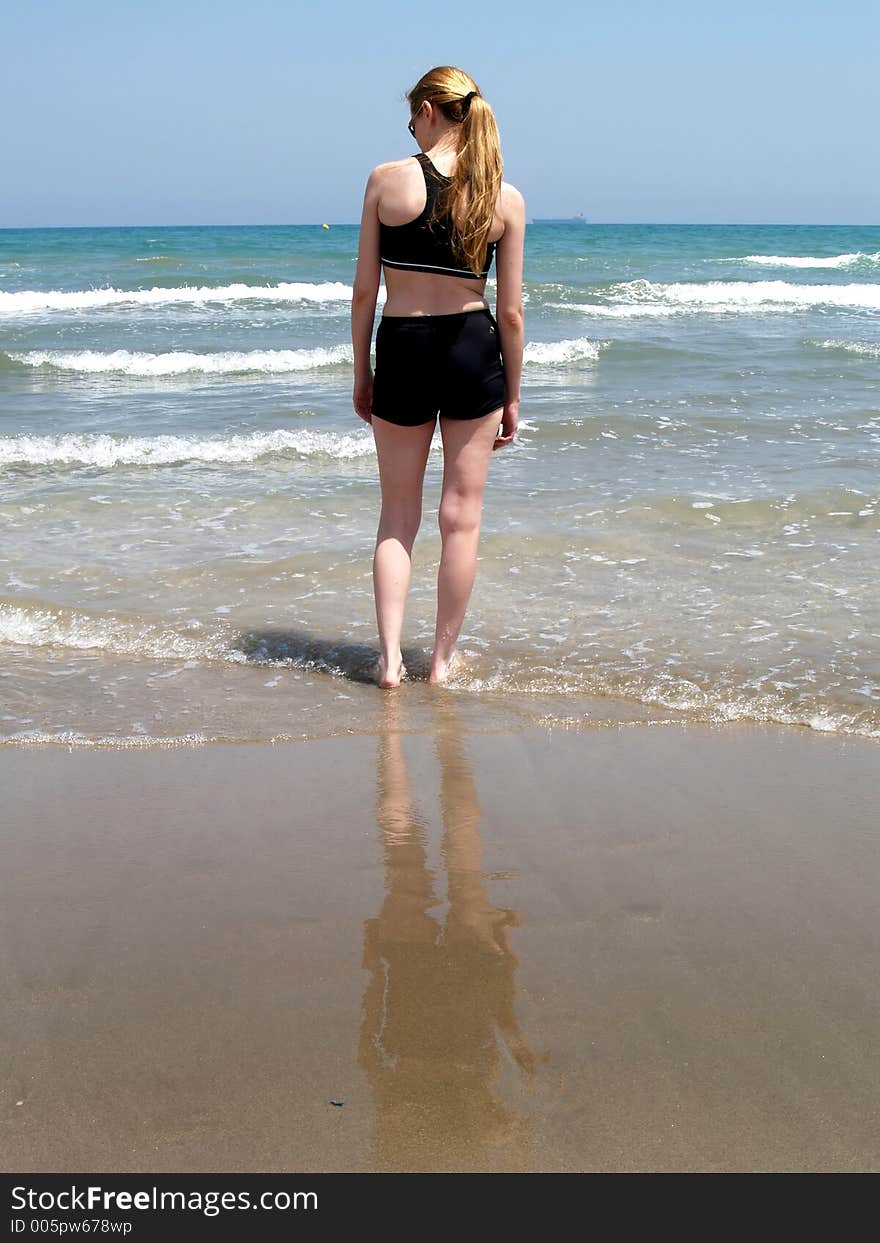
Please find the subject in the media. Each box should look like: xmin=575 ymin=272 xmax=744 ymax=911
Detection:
xmin=406 ymin=67 xmax=503 ymax=278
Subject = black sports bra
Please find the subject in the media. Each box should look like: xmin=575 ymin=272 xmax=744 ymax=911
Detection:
xmin=379 ymin=153 xmax=497 ymax=280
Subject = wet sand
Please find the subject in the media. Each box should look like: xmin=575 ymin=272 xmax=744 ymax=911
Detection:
xmin=2 ymin=706 xmax=879 ymax=1172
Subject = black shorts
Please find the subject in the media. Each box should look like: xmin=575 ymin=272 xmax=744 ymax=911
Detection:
xmin=371 ymin=306 xmax=506 ymax=427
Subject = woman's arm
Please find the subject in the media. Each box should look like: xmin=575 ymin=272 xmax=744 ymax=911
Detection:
xmin=493 ymin=183 xmax=526 ymax=449
xmin=351 ymin=168 xmax=382 ymax=422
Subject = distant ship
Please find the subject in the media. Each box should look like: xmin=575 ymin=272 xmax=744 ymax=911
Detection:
xmin=531 ymin=213 xmax=588 ymax=224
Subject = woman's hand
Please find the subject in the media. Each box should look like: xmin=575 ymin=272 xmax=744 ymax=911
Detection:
xmin=493 ymin=399 xmax=519 ymax=450
xmin=353 ymin=369 xmax=373 ymax=423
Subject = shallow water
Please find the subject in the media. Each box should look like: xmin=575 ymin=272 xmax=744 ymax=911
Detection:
xmin=1 ymin=222 xmax=878 ymax=743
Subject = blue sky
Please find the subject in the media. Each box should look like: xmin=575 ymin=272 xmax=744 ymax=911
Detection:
xmin=3 ymin=0 xmax=878 ymax=227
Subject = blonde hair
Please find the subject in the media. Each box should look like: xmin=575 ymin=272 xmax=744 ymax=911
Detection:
xmin=406 ymin=66 xmax=502 ymax=278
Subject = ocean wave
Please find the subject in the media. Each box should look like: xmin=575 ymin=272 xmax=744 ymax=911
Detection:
xmin=6 ymin=345 xmax=354 ymax=376
xmin=0 ymin=602 xmax=380 ymax=683
xmin=0 ymin=280 xmax=362 ymax=316
xmin=723 ymin=251 xmax=880 ymax=270
xmin=0 ymin=601 xmax=226 ymax=661
xmin=523 ymin=337 xmax=609 ymax=365
xmin=804 ymin=339 xmax=880 ymax=359
xmin=5 ymin=337 xmax=606 ymax=377
xmin=0 ymin=428 xmax=375 ymax=468
xmin=553 ymin=279 xmax=880 ymax=317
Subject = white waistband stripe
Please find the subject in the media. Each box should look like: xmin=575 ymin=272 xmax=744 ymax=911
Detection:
xmin=381 ymin=257 xmax=490 ymax=276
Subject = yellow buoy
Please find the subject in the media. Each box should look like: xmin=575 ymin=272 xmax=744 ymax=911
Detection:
xmin=322 ymin=223 xmax=330 ymax=229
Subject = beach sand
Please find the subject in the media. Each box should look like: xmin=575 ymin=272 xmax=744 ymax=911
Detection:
xmin=3 ymin=704 xmax=879 ymax=1173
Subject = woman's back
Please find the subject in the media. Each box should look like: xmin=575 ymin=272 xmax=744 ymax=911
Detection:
xmin=376 ymin=149 xmax=513 ymax=316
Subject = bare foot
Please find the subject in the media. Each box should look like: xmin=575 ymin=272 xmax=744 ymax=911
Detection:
xmin=376 ymin=653 xmax=405 ymax=688
xmin=428 ymin=651 xmax=458 ymax=685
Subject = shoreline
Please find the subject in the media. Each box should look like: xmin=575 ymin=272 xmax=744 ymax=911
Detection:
xmin=2 ymin=682 xmax=878 ymax=751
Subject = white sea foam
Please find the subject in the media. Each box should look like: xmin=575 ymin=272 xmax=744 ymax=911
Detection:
xmin=0 ymin=428 xmax=375 ymax=468
xmin=553 ymin=279 xmax=880 ymax=317
xmin=805 ymin=339 xmax=880 ymax=359
xmin=8 ymin=337 xmax=608 ymax=376
xmin=0 ymin=280 xmax=362 ymax=316
xmin=7 ymin=345 xmax=353 ymax=376
xmin=547 ymin=301 xmax=674 ymax=319
xmin=2 ymin=730 xmax=214 ymax=748
xmin=0 ymin=601 xmax=335 ymax=685
xmin=0 ymin=602 xmax=223 ymax=660
xmin=724 ymin=251 xmax=880 ymax=269
xmin=524 ymin=337 xmax=608 ymax=365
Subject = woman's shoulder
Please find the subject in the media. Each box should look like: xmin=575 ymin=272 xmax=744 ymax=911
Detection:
xmin=364 ymin=157 xmax=421 ymax=204
xmin=498 ymin=181 xmax=526 ymax=231
xmin=369 ymin=156 xmax=419 ymax=181
xmin=500 ymin=181 xmax=525 ymax=211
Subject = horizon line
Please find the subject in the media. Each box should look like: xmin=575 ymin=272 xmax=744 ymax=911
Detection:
xmin=2 ymin=220 xmax=878 ymax=231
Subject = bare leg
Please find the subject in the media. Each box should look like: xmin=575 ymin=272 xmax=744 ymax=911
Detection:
xmin=431 ymin=407 xmax=502 ymax=683
xmin=371 ymin=415 xmax=436 ymax=687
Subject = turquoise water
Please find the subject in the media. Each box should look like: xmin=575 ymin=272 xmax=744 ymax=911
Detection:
xmin=1 ymin=223 xmax=878 ymax=743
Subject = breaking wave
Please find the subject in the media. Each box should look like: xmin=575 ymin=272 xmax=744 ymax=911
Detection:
xmin=0 ymin=428 xmax=375 ymax=468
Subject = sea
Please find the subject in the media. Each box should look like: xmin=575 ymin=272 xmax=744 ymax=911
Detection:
xmin=1 ymin=222 xmax=878 ymax=746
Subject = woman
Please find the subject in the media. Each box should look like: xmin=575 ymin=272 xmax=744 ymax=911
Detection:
xmin=351 ymin=65 xmax=526 ymax=688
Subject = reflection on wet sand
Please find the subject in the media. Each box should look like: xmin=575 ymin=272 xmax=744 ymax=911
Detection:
xmin=358 ymin=691 xmax=539 ymax=1171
